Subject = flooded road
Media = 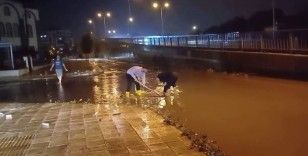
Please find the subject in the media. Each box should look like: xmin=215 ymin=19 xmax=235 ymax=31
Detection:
xmin=0 ymin=59 xmax=308 ymax=156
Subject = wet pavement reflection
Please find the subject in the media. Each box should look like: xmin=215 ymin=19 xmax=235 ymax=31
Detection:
xmin=0 ymin=60 xmax=203 ymax=156
xmin=0 ymin=60 xmax=308 ymax=156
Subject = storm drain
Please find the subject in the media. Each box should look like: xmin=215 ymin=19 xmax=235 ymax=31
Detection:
xmin=0 ymin=135 xmax=34 ymax=156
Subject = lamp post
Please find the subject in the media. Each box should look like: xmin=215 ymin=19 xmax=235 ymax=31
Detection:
xmin=97 ymin=11 xmax=111 ymax=38
xmin=128 ymin=0 xmax=134 ymax=36
xmin=87 ymin=19 xmax=96 ymax=35
xmin=152 ymin=2 xmax=170 ymax=36
xmin=272 ymin=0 xmax=276 ymax=38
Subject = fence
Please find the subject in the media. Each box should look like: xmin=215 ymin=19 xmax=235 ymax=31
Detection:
xmin=118 ymin=30 xmax=308 ymax=53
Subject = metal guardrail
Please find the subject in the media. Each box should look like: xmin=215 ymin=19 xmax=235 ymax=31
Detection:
xmin=115 ymin=31 xmax=308 ymax=53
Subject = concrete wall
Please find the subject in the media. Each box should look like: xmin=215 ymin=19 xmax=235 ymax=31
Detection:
xmin=0 ymin=64 xmax=49 ymax=78
xmin=131 ymin=44 xmax=308 ymax=79
xmin=0 ymin=68 xmax=28 ymax=77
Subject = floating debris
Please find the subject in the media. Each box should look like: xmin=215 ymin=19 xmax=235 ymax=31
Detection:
xmin=6 ymin=114 xmax=12 ymax=120
xmin=112 ymin=112 xmax=121 ymax=116
xmin=163 ymin=114 xmax=225 ymax=156
xmin=187 ymin=132 xmax=225 ymax=156
xmin=42 ymin=123 xmax=50 ymax=128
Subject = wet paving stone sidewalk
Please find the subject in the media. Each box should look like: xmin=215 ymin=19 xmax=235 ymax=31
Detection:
xmin=0 ymin=102 xmax=204 ymax=156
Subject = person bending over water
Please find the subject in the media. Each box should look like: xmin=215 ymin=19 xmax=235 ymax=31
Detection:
xmin=50 ymin=55 xmax=68 ymax=84
xmin=157 ymin=71 xmax=178 ymax=95
xmin=126 ymin=66 xmax=147 ymax=96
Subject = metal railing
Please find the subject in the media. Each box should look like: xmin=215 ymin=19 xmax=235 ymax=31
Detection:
xmin=117 ymin=30 xmax=308 ymax=53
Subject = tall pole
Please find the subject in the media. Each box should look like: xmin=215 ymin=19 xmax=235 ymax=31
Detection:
xmin=160 ymin=7 xmax=164 ymax=36
xmin=272 ymin=0 xmax=276 ymax=37
xmin=128 ymin=0 xmax=132 ymax=36
xmin=24 ymin=9 xmax=32 ymax=73
xmin=103 ymin=16 xmax=107 ymax=38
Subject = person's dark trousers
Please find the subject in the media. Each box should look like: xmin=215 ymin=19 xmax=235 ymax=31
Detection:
xmin=126 ymin=74 xmax=140 ymax=92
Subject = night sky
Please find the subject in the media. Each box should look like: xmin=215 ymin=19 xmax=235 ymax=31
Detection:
xmin=23 ymin=0 xmax=308 ymax=38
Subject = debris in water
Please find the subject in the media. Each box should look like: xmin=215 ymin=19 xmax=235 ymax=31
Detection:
xmin=163 ymin=115 xmax=225 ymax=156
xmin=5 ymin=114 xmax=12 ymax=120
xmin=112 ymin=112 xmax=121 ymax=116
xmin=42 ymin=123 xmax=50 ymax=128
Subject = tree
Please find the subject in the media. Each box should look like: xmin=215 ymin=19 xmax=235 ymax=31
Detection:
xmin=80 ymin=33 xmax=94 ymax=57
xmin=204 ymin=9 xmax=287 ymax=33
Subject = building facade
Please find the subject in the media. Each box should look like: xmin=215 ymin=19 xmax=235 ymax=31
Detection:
xmin=0 ymin=0 xmax=39 ymax=69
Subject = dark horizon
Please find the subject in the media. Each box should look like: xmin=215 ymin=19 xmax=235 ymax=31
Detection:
xmin=16 ymin=0 xmax=308 ymax=38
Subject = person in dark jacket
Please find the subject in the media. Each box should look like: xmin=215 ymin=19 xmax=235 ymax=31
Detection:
xmin=157 ymin=71 xmax=178 ymax=94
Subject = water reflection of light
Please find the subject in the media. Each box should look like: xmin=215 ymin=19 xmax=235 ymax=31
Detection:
xmin=104 ymin=104 xmax=110 ymax=110
xmin=111 ymin=73 xmax=119 ymax=96
xmin=103 ymin=74 xmax=109 ymax=98
xmin=142 ymin=125 xmax=151 ymax=138
xmin=94 ymin=103 xmax=101 ymax=116
xmin=58 ymin=84 xmax=65 ymax=101
xmin=92 ymin=71 xmax=104 ymax=103
xmin=158 ymin=97 xmax=166 ymax=109
xmin=93 ymin=76 xmax=99 ymax=83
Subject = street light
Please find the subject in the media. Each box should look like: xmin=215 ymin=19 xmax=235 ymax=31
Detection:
xmin=87 ymin=19 xmax=96 ymax=36
xmin=97 ymin=13 xmax=102 ymax=18
xmin=152 ymin=1 xmax=170 ymax=35
xmin=153 ymin=2 xmax=159 ymax=8
xmin=108 ymin=30 xmax=116 ymax=34
xmin=97 ymin=11 xmax=112 ymax=38
xmin=129 ymin=17 xmax=134 ymax=23
xmin=164 ymin=2 xmax=170 ymax=8
xmin=106 ymin=12 xmax=111 ymax=17
xmin=192 ymin=25 xmax=198 ymax=31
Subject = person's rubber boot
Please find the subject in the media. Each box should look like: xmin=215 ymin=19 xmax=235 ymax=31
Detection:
xmin=136 ymin=90 xmax=142 ymax=96
xmin=125 ymin=92 xmax=130 ymax=97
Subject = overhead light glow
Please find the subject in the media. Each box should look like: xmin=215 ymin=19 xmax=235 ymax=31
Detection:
xmin=153 ymin=2 xmax=159 ymax=8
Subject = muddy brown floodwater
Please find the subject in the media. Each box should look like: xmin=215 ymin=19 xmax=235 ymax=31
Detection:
xmin=173 ymin=70 xmax=308 ymax=156
xmin=1 ymin=60 xmax=308 ymax=156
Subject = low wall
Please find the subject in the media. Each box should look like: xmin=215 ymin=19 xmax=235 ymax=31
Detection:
xmin=0 ymin=64 xmax=49 ymax=78
xmin=131 ymin=44 xmax=308 ymax=79
xmin=0 ymin=69 xmax=29 ymax=77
